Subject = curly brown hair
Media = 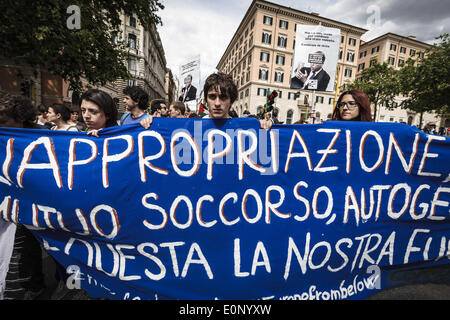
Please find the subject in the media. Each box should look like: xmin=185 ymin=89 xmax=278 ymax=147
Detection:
xmin=203 ymin=72 xmax=238 ymax=104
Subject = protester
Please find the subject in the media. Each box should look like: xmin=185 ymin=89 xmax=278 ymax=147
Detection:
xmin=35 ymin=104 xmax=52 ymax=128
xmin=0 ymin=90 xmax=48 ymax=300
xmin=79 ymin=88 xmax=118 ymax=137
xmin=331 ymin=89 xmax=372 ymax=121
xmin=150 ymin=99 xmax=168 ymax=117
xmin=68 ymin=105 xmax=87 ymax=131
xmin=260 ymin=111 xmax=273 ymax=130
xmin=169 ymin=101 xmax=186 ymax=118
xmin=46 ymin=103 xmax=79 ymax=131
xmin=120 ymin=86 xmax=150 ymax=125
xmin=140 ymin=72 xmax=272 ymax=130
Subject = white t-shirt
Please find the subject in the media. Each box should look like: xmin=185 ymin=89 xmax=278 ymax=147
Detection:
xmin=0 ymin=220 xmax=16 ymax=300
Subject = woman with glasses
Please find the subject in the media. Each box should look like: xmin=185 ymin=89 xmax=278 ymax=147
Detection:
xmin=332 ymin=90 xmax=372 ymax=121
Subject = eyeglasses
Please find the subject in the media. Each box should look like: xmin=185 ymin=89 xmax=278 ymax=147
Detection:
xmin=207 ymin=93 xmax=229 ymax=101
xmin=337 ymin=101 xmax=359 ymax=110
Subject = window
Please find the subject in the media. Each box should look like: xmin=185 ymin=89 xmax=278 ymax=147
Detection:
xmin=286 ymin=110 xmax=294 ymax=124
xmin=259 ymin=69 xmax=269 ymax=80
xmin=370 ymin=59 xmax=377 ymax=67
xmin=245 ymin=88 xmax=249 ymax=97
xmin=262 ymin=32 xmax=272 ymax=44
xmin=279 ymin=20 xmax=288 ymax=29
xmin=328 ymin=98 xmax=334 ymax=105
xmin=341 ymin=35 xmax=345 ymax=43
xmin=316 ymin=96 xmax=324 ymax=104
xmin=129 ymin=58 xmax=137 ymax=71
xmin=418 ymin=52 xmax=424 ymax=59
xmin=398 ymin=58 xmax=405 ymax=67
xmin=347 ymin=51 xmax=355 ymax=62
xmin=263 ymin=16 xmax=273 ymax=25
xmin=304 ymin=95 xmax=309 ymax=105
xmin=359 ymin=51 xmax=367 ymax=58
xmin=348 ymin=38 xmax=356 ymax=46
xmin=128 ymin=79 xmax=136 ymax=86
xmin=248 ymin=54 xmax=252 ymax=65
xmin=277 ymin=36 xmax=287 ymax=48
xmin=250 ymin=19 xmax=255 ymax=29
xmin=128 ymin=34 xmax=137 ymax=49
xmin=344 ymin=68 xmax=352 ymax=77
xmin=276 ymin=55 xmax=285 ymax=65
xmin=371 ymin=46 xmax=380 ymax=54
xmin=260 ymin=51 xmax=270 ymax=62
xmin=274 ymin=71 xmax=284 ymax=82
xmin=249 ymin=35 xmax=253 ymax=47
xmin=390 ymin=44 xmax=397 ymax=51
xmin=358 ymin=62 xmax=365 ymax=71
xmin=129 ymin=16 xmax=137 ymax=28
xmin=276 ymin=90 xmax=282 ymax=99
xmin=400 ymin=46 xmax=407 ymax=54
xmin=246 ymin=71 xmax=250 ymax=82
xmin=388 ymin=56 xmax=395 ymax=65
xmin=410 ymin=49 xmax=416 ymax=56
xmin=257 ymin=88 xmax=267 ymax=96
xmin=288 ymin=92 xmax=296 ymax=100
xmin=339 ymin=50 xmax=343 ymax=60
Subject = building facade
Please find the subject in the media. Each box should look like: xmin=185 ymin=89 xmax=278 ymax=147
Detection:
xmin=114 ymin=14 xmax=168 ymax=114
xmin=217 ymin=0 xmax=445 ymax=129
xmin=216 ymin=0 xmax=367 ymax=124
xmin=357 ymin=33 xmax=444 ymax=128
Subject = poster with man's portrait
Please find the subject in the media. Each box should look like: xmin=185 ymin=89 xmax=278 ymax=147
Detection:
xmin=179 ymin=56 xmax=200 ymax=106
xmin=290 ymin=25 xmax=340 ymax=92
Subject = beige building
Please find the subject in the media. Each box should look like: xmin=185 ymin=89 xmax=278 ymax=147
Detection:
xmin=216 ymin=0 xmax=367 ymax=123
xmin=357 ymin=33 xmax=443 ymax=128
xmin=114 ymin=13 xmax=169 ymax=113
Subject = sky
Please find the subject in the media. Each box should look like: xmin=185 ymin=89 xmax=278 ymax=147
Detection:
xmin=157 ymin=0 xmax=450 ymax=85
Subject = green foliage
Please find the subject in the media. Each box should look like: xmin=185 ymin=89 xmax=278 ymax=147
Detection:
xmin=0 ymin=0 xmax=164 ymax=93
xmin=398 ymin=33 xmax=450 ymax=119
xmin=346 ymin=62 xmax=399 ymax=120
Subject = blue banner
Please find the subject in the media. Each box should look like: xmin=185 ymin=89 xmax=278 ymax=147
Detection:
xmin=0 ymin=118 xmax=449 ymax=300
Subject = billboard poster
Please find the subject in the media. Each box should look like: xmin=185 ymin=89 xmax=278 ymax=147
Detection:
xmin=290 ymin=24 xmax=341 ymax=92
xmin=178 ymin=56 xmax=201 ymax=104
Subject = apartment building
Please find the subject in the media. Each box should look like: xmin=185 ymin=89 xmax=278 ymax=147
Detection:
xmin=216 ymin=0 xmax=367 ymax=123
xmin=356 ymin=33 xmax=443 ymax=128
xmin=114 ymin=14 xmax=168 ymax=113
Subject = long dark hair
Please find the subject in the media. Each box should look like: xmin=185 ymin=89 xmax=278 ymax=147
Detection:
xmin=332 ymin=90 xmax=372 ymax=121
xmin=79 ymin=89 xmax=118 ymax=128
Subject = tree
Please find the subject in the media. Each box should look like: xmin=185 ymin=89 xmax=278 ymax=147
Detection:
xmin=398 ymin=33 xmax=450 ymax=128
xmin=346 ymin=62 xmax=400 ymax=121
xmin=0 ymin=0 xmax=164 ymax=93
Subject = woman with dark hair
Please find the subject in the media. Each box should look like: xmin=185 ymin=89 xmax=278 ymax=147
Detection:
xmin=79 ymin=88 xmax=118 ymax=136
xmin=332 ymin=90 xmax=372 ymax=121
xmin=47 ymin=103 xmax=79 ymax=131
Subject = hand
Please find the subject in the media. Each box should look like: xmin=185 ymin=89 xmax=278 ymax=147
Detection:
xmin=87 ymin=129 xmax=101 ymax=137
xmin=140 ymin=116 xmax=153 ymax=129
xmin=296 ymin=68 xmax=308 ymax=82
xmin=259 ymin=119 xmax=273 ymax=131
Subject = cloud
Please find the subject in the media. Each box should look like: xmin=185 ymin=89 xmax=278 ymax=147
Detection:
xmin=157 ymin=0 xmax=450 ymax=88
xmin=322 ymin=0 xmax=450 ymax=43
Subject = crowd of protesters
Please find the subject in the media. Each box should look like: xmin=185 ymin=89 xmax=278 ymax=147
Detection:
xmin=0 ymin=72 xmax=448 ymax=300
